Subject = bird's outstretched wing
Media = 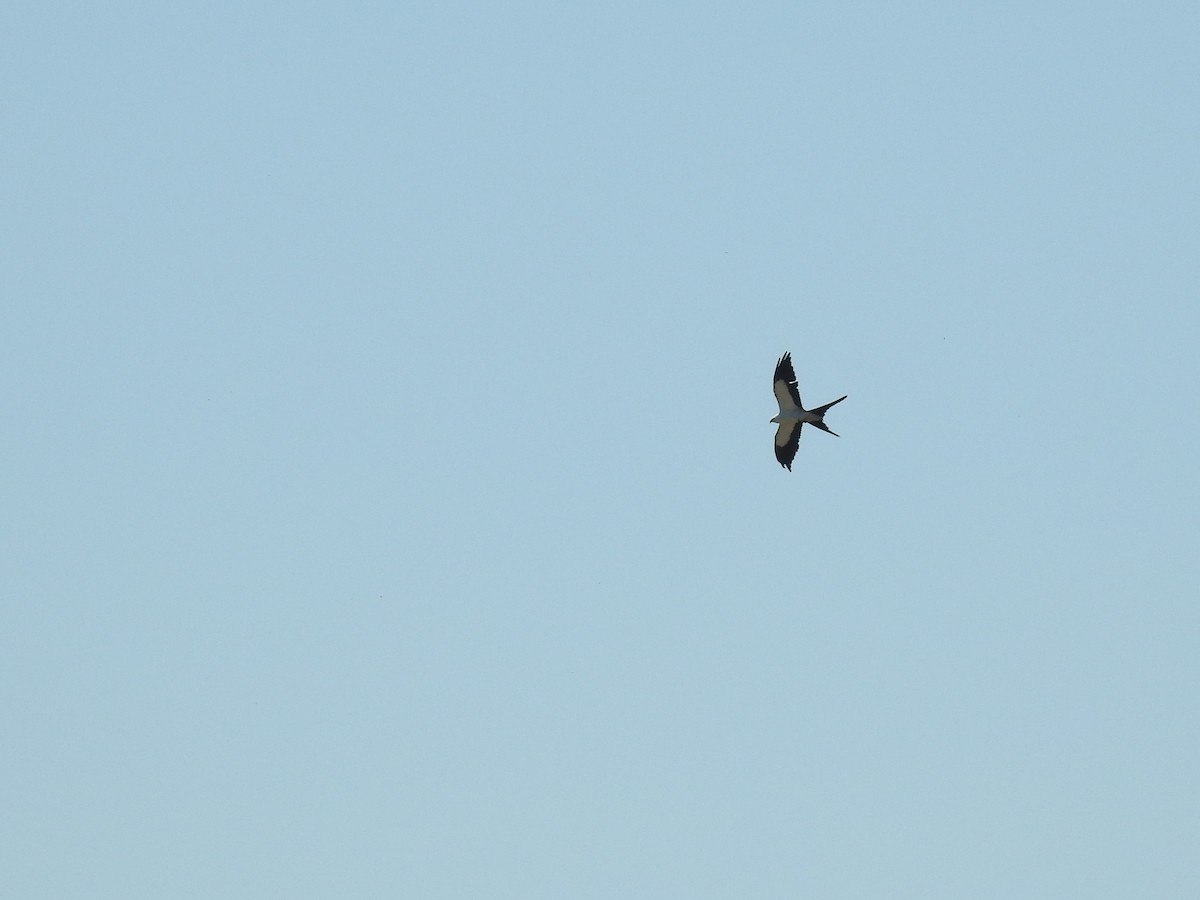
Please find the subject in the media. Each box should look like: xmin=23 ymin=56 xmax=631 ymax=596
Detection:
xmin=773 ymin=352 xmax=803 ymax=411
xmin=774 ymin=421 xmax=802 ymax=470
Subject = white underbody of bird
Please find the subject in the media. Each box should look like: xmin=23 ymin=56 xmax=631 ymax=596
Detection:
xmin=770 ymin=352 xmax=846 ymax=471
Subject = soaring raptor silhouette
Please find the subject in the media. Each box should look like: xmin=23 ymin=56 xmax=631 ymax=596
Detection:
xmin=769 ymin=352 xmax=846 ymax=470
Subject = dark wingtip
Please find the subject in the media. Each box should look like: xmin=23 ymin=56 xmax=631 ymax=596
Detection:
xmin=773 ymin=352 xmax=797 ymax=386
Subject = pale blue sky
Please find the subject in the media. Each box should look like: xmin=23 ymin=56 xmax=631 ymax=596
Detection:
xmin=4 ymin=1 xmax=1199 ymax=897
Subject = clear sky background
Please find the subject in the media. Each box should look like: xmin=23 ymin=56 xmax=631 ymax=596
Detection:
xmin=4 ymin=2 xmax=1198 ymax=897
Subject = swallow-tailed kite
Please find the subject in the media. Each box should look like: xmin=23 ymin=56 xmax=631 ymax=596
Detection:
xmin=770 ymin=352 xmax=846 ymax=470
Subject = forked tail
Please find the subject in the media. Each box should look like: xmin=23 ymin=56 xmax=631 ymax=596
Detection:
xmin=812 ymin=395 xmax=847 ymax=416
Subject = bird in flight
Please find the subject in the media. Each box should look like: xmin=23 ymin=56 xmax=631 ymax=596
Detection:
xmin=770 ymin=352 xmax=847 ymax=470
